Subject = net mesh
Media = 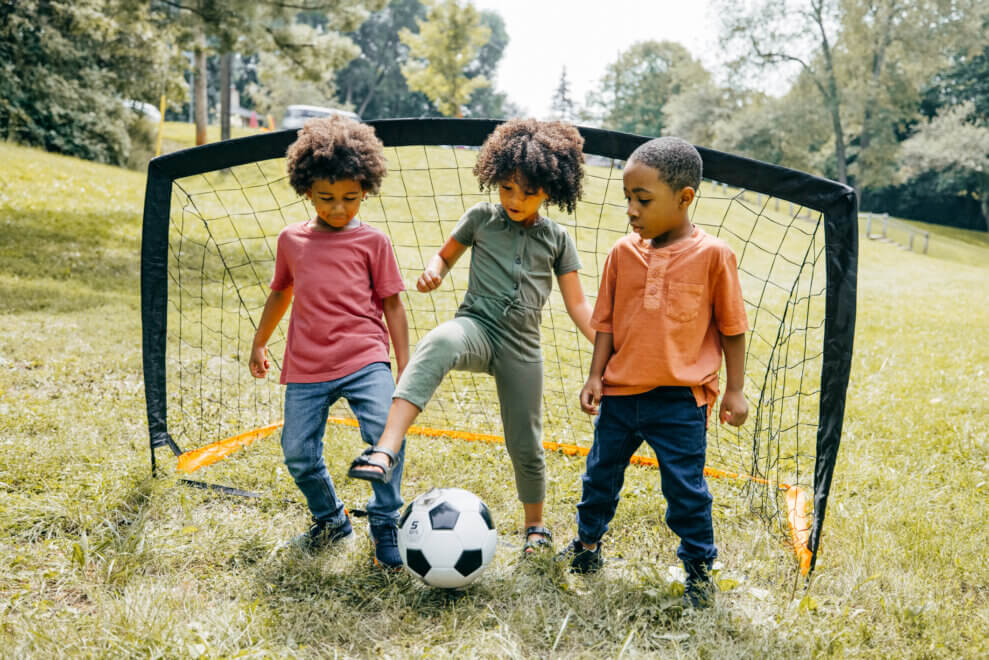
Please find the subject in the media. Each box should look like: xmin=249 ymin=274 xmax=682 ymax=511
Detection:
xmin=165 ymin=145 xmax=825 ymax=540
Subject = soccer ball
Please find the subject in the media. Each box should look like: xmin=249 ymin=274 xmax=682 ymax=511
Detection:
xmin=397 ymin=487 xmax=497 ymax=589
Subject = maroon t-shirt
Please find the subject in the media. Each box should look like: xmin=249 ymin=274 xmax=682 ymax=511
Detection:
xmin=270 ymin=221 xmax=405 ymax=384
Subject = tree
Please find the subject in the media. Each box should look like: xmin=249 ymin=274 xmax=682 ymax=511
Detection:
xmin=399 ymin=0 xmax=491 ymax=117
xmin=334 ymin=0 xmax=437 ymax=118
xmin=461 ymin=10 xmax=515 ymax=118
xmin=586 ymin=41 xmax=709 ymax=137
xmin=922 ymin=43 xmax=989 ymax=122
xmin=898 ymin=101 xmax=989 ymax=229
xmin=716 ymin=0 xmax=985 ymax=186
xmin=717 ymin=0 xmax=850 ymax=182
xmin=550 ymin=67 xmax=576 ymax=121
xmin=152 ymin=0 xmax=384 ymax=141
xmin=0 ymin=0 xmax=184 ymax=166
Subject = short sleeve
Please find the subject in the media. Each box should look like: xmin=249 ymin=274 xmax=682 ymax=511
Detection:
xmin=450 ymin=202 xmax=492 ymax=246
xmin=590 ymin=248 xmax=618 ymax=334
xmin=712 ymin=247 xmax=749 ymax=336
xmin=270 ymin=228 xmax=294 ymax=291
xmin=371 ymin=233 xmax=406 ymax=300
xmin=553 ymin=227 xmax=582 ymax=276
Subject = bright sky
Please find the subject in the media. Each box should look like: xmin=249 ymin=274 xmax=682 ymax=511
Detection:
xmin=471 ymin=0 xmax=722 ymax=119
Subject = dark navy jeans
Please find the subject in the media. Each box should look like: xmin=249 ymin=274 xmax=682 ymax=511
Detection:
xmin=576 ymin=386 xmax=717 ymax=563
xmin=282 ymin=362 xmax=405 ymax=528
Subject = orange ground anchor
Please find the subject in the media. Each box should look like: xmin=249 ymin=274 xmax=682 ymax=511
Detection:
xmin=173 ymin=416 xmax=815 ymax=572
xmin=786 ymin=486 xmax=813 ymax=575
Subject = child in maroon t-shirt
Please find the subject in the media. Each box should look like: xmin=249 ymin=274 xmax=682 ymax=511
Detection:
xmin=249 ymin=116 xmax=410 ymax=567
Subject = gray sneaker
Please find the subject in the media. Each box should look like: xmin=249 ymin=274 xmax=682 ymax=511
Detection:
xmin=291 ymin=516 xmax=353 ymax=554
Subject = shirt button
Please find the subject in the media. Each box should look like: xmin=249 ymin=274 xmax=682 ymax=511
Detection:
xmin=515 ymin=257 xmax=522 ymax=264
xmin=513 ymin=283 xmax=519 ymax=289
xmin=649 ymin=287 xmax=658 ymax=294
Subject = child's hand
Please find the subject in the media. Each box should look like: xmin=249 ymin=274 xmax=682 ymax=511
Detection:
xmin=719 ymin=388 xmax=748 ymax=426
xmin=249 ymin=345 xmax=269 ymax=378
xmin=580 ymin=376 xmax=604 ymax=415
xmin=416 ymin=268 xmax=444 ymax=292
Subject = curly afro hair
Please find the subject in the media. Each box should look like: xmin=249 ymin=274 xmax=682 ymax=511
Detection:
xmin=286 ymin=115 xmax=387 ymax=195
xmin=472 ymin=119 xmax=585 ymax=214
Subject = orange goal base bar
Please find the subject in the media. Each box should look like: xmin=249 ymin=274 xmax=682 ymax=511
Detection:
xmin=174 ymin=417 xmax=813 ymax=574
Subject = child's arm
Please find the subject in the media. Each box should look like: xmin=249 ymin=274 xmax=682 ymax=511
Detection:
xmin=382 ymin=293 xmax=410 ymax=382
xmin=557 ymin=271 xmax=595 ymax=343
xmin=250 ymin=286 xmax=293 ymax=378
xmin=719 ymin=332 xmax=748 ymax=426
xmin=417 ymin=236 xmax=468 ymax=292
xmin=579 ymin=331 xmax=614 ymax=415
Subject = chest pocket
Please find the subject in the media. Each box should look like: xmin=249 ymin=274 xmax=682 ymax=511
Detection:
xmin=664 ymin=281 xmax=705 ymax=323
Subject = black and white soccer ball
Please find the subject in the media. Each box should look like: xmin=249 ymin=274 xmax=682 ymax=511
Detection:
xmin=397 ymin=487 xmax=497 ymax=589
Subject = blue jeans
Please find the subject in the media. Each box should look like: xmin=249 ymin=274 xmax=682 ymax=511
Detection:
xmin=576 ymin=386 xmax=717 ymax=563
xmin=282 ymin=362 xmax=405 ymax=528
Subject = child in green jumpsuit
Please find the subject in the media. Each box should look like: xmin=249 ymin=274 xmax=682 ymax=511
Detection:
xmin=348 ymin=119 xmax=595 ymax=553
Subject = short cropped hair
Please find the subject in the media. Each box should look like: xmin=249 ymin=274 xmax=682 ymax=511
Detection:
xmin=628 ymin=137 xmax=702 ymax=192
xmin=473 ymin=119 xmax=585 ymax=214
xmin=286 ymin=115 xmax=387 ymax=195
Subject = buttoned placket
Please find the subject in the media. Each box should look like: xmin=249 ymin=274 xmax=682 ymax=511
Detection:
xmin=644 ymin=247 xmax=668 ymax=310
xmin=512 ymin=224 xmax=524 ymax=294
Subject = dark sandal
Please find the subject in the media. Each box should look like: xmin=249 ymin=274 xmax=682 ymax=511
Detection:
xmin=347 ymin=446 xmax=397 ymax=484
xmin=523 ymin=526 xmax=553 ymax=554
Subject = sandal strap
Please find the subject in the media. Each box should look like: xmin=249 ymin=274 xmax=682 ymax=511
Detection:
xmin=361 ymin=445 xmax=398 ymax=465
xmin=351 ymin=454 xmax=391 ymax=471
xmin=524 ymin=526 xmax=553 ymax=541
xmin=360 ymin=445 xmax=396 ymax=466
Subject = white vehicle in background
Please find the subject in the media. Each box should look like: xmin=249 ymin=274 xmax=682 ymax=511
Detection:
xmin=122 ymin=99 xmax=162 ymax=124
xmin=281 ymin=105 xmax=360 ymax=129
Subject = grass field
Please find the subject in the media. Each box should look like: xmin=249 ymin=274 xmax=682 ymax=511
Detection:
xmin=1 ymin=140 xmax=988 ymax=658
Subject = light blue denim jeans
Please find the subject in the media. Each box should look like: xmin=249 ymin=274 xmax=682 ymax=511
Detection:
xmin=282 ymin=362 xmax=405 ymax=528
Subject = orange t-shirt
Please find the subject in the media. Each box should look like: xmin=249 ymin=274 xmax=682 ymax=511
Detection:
xmin=590 ymin=226 xmax=749 ymax=411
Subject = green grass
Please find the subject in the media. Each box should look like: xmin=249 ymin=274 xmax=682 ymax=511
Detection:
xmin=2 ymin=139 xmax=988 ymax=657
xmin=158 ymin=121 xmax=266 ymax=155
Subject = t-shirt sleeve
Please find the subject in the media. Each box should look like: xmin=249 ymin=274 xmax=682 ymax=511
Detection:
xmin=554 ymin=227 xmax=582 ymax=276
xmin=712 ymin=246 xmax=749 ymax=336
xmin=371 ymin=233 xmax=406 ymax=300
xmin=270 ymin=228 xmax=294 ymax=291
xmin=450 ymin=202 xmax=491 ymax=247
xmin=590 ymin=247 xmax=618 ymax=334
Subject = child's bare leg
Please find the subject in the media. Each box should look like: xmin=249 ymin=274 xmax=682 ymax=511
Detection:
xmin=350 ymin=398 xmax=419 ymax=477
xmin=524 ymin=501 xmax=547 ymax=542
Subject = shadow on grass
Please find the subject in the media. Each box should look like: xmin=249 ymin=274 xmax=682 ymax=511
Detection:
xmin=0 ymin=208 xmax=141 ymax=314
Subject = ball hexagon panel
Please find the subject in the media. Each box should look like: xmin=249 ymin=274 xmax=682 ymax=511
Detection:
xmin=420 ymin=529 xmax=464 ymax=569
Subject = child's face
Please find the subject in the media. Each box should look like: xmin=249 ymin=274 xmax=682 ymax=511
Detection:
xmin=498 ymin=175 xmax=549 ymax=224
xmin=306 ymin=178 xmax=365 ymax=230
xmin=622 ymin=161 xmax=695 ymax=241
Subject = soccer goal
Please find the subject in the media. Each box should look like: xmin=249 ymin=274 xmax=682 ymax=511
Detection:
xmin=141 ymin=118 xmax=856 ymax=575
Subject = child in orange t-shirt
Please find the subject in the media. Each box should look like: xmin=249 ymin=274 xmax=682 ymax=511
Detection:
xmin=559 ymin=137 xmax=749 ymax=609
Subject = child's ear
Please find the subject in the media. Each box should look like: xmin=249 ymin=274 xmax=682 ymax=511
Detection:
xmin=305 ymin=189 xmax=313 ymax=202
xmin=680 ymin=186 xmax=696 ymax=208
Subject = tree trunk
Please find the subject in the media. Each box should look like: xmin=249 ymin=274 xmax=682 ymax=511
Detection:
xmin=194 ymin=42 xmax=208 ymax=146
xmin=815 ymin=2 xmax=847 ymax=184
xmin=220 ymin=52 xmax=232 ymax=141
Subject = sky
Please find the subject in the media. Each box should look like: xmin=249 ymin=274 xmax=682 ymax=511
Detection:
xmin=471 ymin=0 xmax=722 ymax=119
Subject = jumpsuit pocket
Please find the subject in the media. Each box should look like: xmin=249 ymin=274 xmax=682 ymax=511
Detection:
xmin=664 ymin=281 xmax=705 ymax=323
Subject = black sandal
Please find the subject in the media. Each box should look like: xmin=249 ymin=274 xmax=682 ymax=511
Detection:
xmin=523 ymin=526 xmax=553 ymax=555
xmin=347 ymin=446 xmax=397 ymax=484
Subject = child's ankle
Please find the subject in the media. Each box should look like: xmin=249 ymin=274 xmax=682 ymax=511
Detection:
xmin=580 ymin=540 xmax=598 ymax=552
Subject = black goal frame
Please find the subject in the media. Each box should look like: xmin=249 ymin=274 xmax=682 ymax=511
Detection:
xmin=141 ymin=118 xmax=857 ymax=573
